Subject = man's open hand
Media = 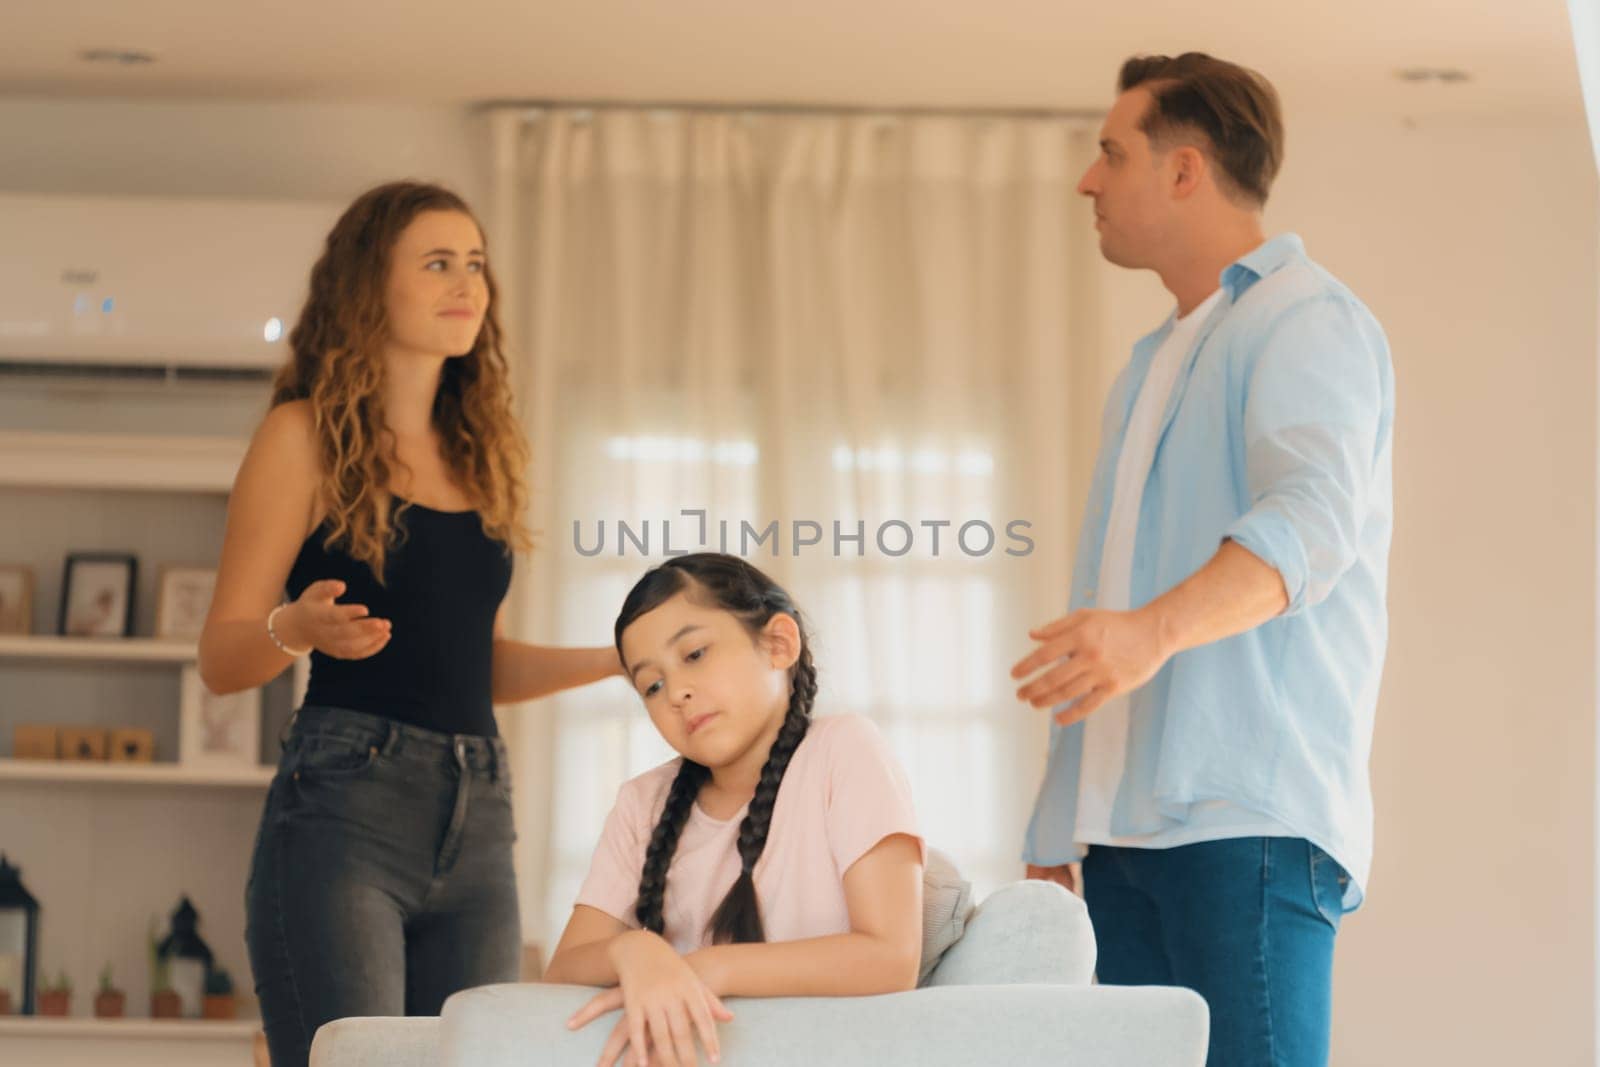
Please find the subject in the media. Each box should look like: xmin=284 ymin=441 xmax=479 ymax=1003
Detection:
xmin=1011 ymin=607 xmax=1170 ymax=725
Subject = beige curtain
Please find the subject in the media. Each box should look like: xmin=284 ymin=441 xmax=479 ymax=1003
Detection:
xmin=485 ymin=105 xmax=1104 ymax=951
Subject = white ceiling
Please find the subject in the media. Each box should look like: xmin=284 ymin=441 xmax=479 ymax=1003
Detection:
xmin=0 ymin=0 xmax=1585 ymax=120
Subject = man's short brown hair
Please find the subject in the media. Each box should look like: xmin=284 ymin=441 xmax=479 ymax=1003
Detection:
xmin=1118 ymin=53 xmax=1284 ymax=207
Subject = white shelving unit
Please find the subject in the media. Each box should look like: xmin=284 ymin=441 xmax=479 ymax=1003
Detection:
xmin=0 ymin=1016 xmax=259 ymax=1038
xmin=0 ymin=1016 xmax=260 ymax=1067
xmin=0 ymin=635 xmax=199 ymax=664
xmin=1 ymin=428 xmax=270 ymax=1065
xmin=0 ymin=627 xmax=274 ymax=786
xmin=0 ymin=759 xmax=273 ymax=788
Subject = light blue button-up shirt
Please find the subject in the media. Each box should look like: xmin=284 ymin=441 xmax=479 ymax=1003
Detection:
xmin=1022 ymin=233 xmax=1394 ymax=910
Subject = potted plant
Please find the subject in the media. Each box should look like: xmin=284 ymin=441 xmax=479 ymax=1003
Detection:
xmin=201 ymin=967 xmax=235 ymax=1020
xmin=37 ymin=970 xmax=71 ymax=1016
xmin=93 ymin=963 xmax=125 ymax=1018
xmin=148 ymin=918 xmax=180 ymax=1019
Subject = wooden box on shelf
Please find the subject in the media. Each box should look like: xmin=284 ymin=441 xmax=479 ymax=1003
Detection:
xmin=12 ymin=724 xmax=58 ymax=759
xmin=109 ymin=728 xmax=156 ymax=763
xmin=59 ymin=728 xmax=108 ymax=761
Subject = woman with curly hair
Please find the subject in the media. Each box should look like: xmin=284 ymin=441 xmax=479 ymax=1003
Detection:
xmin=198 ymin=181 xmax=622 ymax=1067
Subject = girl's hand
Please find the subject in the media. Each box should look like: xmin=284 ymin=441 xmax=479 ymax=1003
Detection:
xmin=567 ymin=930 xmax=733 ymax=1067
xmin=282 ymin=579 xmax=391 ymax=659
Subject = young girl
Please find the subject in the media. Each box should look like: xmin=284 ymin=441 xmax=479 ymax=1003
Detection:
xmin=545 ymin=553 xmax=926 ymax=1067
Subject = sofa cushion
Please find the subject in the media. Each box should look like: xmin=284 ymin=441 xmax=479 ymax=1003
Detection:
xmin=918 ymin=846 xmax=975 ymax=984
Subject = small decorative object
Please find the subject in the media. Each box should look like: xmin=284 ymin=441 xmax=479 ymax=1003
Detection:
xmin=155 ymin=565 xmax=217 ymax=639
xmin=147 ymin=917 xmax=181 ymax=1019
xmin=58 ymin=728 xmax=108 ymax=762
xmin=201 ymin=966 xmax=236 ymax=1020
xmin=0 ymin=565 xmax=33 ymax=635
xmin=108 ymin=728 xmax=156 ymax=763
xmin=12 ymin=725 xmax=57 ymax=760
xmin=59 ymin=553 xmax=136 ymax=638
xmin=154 ymin=896 xmax=213 ymax=1017
xmin=179 ymin=666 xmax=261 ymax=768
xmin=93 ymin=963 xmax=124 ymax=1018
xmin=37 ymin=969 xmax=70 ymax=1016
xmin=0 ymin=855 xmax=39 ymax=1015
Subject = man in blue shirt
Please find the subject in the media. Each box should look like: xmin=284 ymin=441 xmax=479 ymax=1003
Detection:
xmin=1012 ymin=53 xmax=1393 ymax=1066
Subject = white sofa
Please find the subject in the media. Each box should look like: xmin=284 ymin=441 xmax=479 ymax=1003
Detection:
xmin=309 ymin=880 xmax=1209 ymax=1066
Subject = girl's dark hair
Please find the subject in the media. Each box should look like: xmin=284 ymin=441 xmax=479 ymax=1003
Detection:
xmin=614 ymin=552 xmax=818 ymax=945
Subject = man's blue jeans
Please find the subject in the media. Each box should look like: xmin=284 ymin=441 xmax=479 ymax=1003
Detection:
xmin=1083 ymin=837 xmax=1349 ymax=1067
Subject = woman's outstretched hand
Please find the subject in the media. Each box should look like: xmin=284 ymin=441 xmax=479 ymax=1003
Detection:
xmin=567 ymin=930 xmax=733 ymax=1067
xmin=279 ymin=579 xmax=391 ymax=659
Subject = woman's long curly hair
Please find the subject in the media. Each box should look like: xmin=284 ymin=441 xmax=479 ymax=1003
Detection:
xmin=270 ymin=181 xmax=531 ymax=582
xmin=614 ymin=553 xmax=819 ymax=945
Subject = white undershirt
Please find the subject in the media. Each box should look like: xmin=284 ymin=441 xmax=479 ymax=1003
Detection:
xmin=1074 ymin=289 xmax=1295 ymax=848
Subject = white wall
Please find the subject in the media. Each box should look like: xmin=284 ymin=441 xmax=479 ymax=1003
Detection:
xmin=1298 ymin=111 xmax=1596 ymax=1067
xmin=1092 ymin=109 xmax=1600 ymax=1066
xmin=0 ymin=95 xmax=487 ymax=205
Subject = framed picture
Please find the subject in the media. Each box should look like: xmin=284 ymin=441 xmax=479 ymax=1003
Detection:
xmin=0 ymin=565 xmax=34 ymax=635
xmin=179 ymin=665 xmax=261 ymax=768
xmin=155 ymin=565 xmax=217 ymax=639
xmin=58 ymin=553 xmax=137 ymax=638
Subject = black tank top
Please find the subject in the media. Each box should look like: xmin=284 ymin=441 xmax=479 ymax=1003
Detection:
xmin=284 ymin=498 xmax=512 ymax=737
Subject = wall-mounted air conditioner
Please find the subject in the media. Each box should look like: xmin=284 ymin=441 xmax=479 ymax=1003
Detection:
xmin=0 ymin=193 xmax=342 ymax=381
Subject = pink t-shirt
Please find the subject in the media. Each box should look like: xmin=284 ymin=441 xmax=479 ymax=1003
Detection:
xmin=574 ymin=713 xmax=925 ymax=955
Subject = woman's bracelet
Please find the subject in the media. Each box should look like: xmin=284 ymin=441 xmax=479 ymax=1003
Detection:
xmin=267 ymin=603 xmax=313 ymax=657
